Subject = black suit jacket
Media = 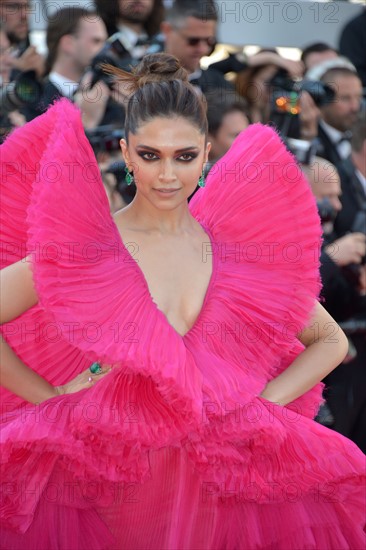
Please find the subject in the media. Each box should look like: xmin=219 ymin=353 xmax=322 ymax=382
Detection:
xmin=190 ymin=68 xmax=234 ymax=98
xmin=339 ymin=10 xmax=366 ymax=88
xmin=317 ymin=124 xmax=366 ymax=320
xmin=320 ymin=250 xmax=363 ymax=321
xmin=335 ymin=156 xmax=366 ymax=237
xmin=316 ymin=123 xmax=343 ymax=168
xmin=24 ymin=79 xmax=64 ymax=121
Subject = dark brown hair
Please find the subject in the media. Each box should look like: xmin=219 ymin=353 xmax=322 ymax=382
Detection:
xmin=206 ymin=91 xmax=248 ymax=136
xmin=94 ymin=0 xmax=164 ymax=38
xmin=234 ymin=49 xmax=278 ymax=107
xmin=106 ymin=53 xmax=208 ymax=140
xmin=301 ymin=42 xmax=338 ymax=65
xmin=45 ymin=7 xmax=98 ymax=74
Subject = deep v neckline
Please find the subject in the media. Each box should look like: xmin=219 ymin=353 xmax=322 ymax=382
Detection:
xmin=112 ymin=218 xmax=217 ymax=339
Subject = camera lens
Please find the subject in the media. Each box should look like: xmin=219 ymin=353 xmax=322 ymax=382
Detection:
xmin=15 ymin=77 xmax=40 ymax=103
xmin=0 ymin=71 xmax=42 ymax=114
xmin=317 ymin=198 xmax=337 ymax=223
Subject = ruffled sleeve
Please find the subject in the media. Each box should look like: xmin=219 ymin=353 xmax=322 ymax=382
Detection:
xmin=0 ymin=103 xmax=93 ymax=411
xmin=190 ymin=122 xmax=322 ymax=324
xmin=0 ymin=99 xmax=203 ymax=426
xmin=189 ymin=123 xmax=324 ymax=418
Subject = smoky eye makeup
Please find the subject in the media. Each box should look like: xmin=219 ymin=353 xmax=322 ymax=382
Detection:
xmin=176 ymin=152 xmax=199 ymax=161
xmin=136 ymin=148 xmax=200 ymax=162
xmin=138 ymin=151 xmax=158 ymax=160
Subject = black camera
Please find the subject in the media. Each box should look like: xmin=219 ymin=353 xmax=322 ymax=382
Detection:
xmin=85 ymin=125 xmax=125 ymax=155
xmin=0 ymin=70 xmax=42 ymax=115
xmin=269 ymin=69 xmax=336 ymax=140
xmin=89 ymin=32 xmax=163 ymax=90
xmin=270 ymin=69 xmax=335 ymax=117
xmin=317 ymin=198 xmax=338 ymax=223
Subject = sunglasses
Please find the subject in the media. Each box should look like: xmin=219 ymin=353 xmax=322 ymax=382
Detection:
xmin=177 ymin=31 xmax=216 ymax=49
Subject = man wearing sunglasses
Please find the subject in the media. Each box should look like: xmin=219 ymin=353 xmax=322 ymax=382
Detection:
xmin=161 ymin=0 xmax=233 ymax=95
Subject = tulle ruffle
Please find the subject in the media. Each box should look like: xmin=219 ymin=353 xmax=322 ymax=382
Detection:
xmin=0 ymin=100 xmax=365 ymax=548
xmin=189 ymin=122 xmax=324 ymax=417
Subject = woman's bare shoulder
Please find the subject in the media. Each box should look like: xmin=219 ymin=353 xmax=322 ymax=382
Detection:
xmin=112 ymin=205 xmax=135 ymax=232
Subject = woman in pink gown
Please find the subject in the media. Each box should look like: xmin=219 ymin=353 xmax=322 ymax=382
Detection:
xmin=0 ymin=53 xmax=365 ymax=549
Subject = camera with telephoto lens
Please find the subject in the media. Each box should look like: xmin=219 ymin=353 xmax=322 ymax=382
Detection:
xmin=268 ymin=69 xmax=336 ymax=164
xmin=270 ymin=69 xmax=335 ymax=116
xmin=88 ymin=32 xmax=163 ymax=90
xmin=0 ymin=70 xmax=42 ymax=115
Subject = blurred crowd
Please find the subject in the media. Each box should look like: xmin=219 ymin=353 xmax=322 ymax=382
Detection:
xmin=1 ymin=0 xmax=365 ymax=452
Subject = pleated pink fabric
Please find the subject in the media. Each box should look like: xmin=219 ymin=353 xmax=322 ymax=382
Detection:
xmin=0 ymin=100 xmax=365 ymax=549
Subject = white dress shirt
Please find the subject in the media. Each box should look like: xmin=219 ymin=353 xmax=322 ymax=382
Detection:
xmin=320 ymin=119 xmax=352 ymax=160
xmin=48 ymin=71 xmax=79 ymax=98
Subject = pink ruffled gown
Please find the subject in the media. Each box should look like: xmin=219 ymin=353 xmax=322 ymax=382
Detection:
xmin=0 ymin=100 xmax=365 ymax=549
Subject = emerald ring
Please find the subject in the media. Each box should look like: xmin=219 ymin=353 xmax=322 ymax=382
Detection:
xmin=89 ymin=362 xmax=102 ymax=375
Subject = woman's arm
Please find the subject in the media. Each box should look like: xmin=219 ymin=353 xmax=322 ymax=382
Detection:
xmin=0 ymin=259 xmax=111 ymax=404
xmin=259 ymin=301 xmax=348 ymax=406
xmin=0 ymin=258 xmax=57 ymax=403
xmin=0 ymin=333 xmax=60 ymax=404
xmin=247 ymin=51 xmax=304 ymax=78
xmin=1 ymin=258 xmax=38 ymax=322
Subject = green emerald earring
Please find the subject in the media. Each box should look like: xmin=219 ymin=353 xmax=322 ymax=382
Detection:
xmin=198 ymin=170 xmax=205 ymax=188
xmin=125 ymin=166 xmax=134 ymax=186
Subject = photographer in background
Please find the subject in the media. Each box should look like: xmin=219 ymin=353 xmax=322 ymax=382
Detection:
xmin=303 ymin=143 xmax=366 ymax=453
xmin=0 ymin=0 xmax=29 ymax=54
xmin=0 ymin=20 xmax=34 ymax=140
xmin=234 ymin=50 xmax=304 ymax=124
xmin=75 ymin=0 xmax=164 ymax=130
xmin=314 ymin=62 xmax=363 ymax=166
xmin=301 ymin=42 xmax=338 ymax=72
xmin=25 ymin=7 xmax=107 ymax=121
xmin=95 ymin=0 xmax=163 ymax=40
xmin=334 ymin=115 xmax=366 ymax=243
xmin=0 ymin=20 xmax=12 ymax=85
xmin=206 ymin=92 xmax=249 ymax=165
xmin=302 ymin=157 xmax=365 ymax=320
xmin=264 ymin=57 xmax=361 ymax=150
xmin=161 ymin=0 xmax=230 ymax=95
xmin=0 ymin=0 xmax=44 ymax=135
xmin=0 ymin=0 xmax=44 ymax=80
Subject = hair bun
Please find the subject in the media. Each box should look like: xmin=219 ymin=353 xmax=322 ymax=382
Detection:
xmin=102 ymin=53 xmax=188 ymax=94
xmin=133 ymin=53 xmax=188 ymax=86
